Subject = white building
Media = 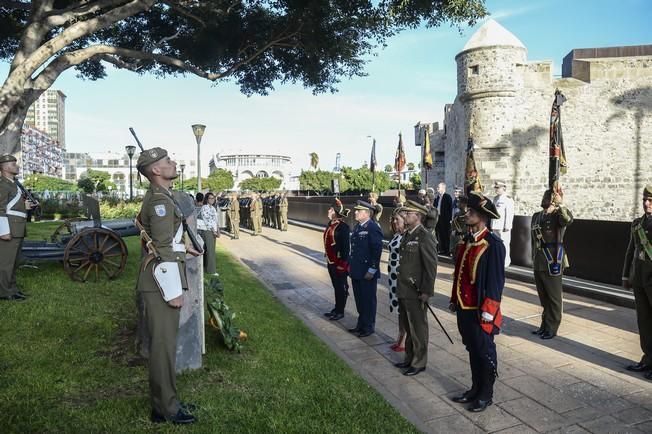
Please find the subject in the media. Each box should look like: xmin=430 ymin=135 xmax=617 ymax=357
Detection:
xmin=209 ymin=152 xmax=300 ymax=190
xmin=63 ymin=151 xmax=198 ymax=195
xmin=19 ymin=126 xmax=64 ymax=177
xmin=25 ymin=89 xmax=66 ymax=148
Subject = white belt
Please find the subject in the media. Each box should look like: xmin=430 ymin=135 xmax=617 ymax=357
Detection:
xmin=173 ymin=242 xmax=186 ymax=252
xmin=7 ymin=210 xmax=27 ymax=218
xmin=172 ymin=225 xmax=185 ymax=252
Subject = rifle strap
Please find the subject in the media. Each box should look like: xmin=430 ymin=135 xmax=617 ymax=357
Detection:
xmin=635 ymin=221 xmax=652 ymax=261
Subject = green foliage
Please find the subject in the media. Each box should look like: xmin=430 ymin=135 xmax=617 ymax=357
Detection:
xmin=180 ymin=177 xmax=208 ymax=191
xmin=99 ymin=201 xmax=141 ymax=220
xmin=410 ymin=172 xmax=422 ymax=189
xmin=309 ymin=152 xmax=319 ymax=170
xmin=340 ymin=166 xmax=391 ymax=194
xmin=79 ymin=169 xmax=117 ymax=193
xmin=77 ymin=178 xmax=96 ymax=194
xmin=239 ymin=177 xmax=282 ymax=192
xmin=206 ymin=169 xmax=234 ymax=192
xmin=206 ymin=276 xmax=244 ymax=352
xmin=407 ymin=162 xmax=416 ymax=171
xmin=39 ymin=198 xmax=84 ymax=220
xmin=299 ymin=170 xmax=345 ymax=194
xmin=384 ymin=164 xmax=393 ymax=173
xmin=24 ymin=175 xmax=77 ymax=192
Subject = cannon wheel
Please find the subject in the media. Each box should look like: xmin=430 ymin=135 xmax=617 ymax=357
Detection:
xmin=63 ymin=228 xmax=128 ymax=282
xmin=50 ymin=217 xmax=90 ymax=243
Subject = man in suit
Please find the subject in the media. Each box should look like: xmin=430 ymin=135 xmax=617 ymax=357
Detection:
xmin=623 ymin=185 xmax=652 ymax=378
xmin=348 ymin=200 xmax=383 ymax=337
xmin=492 ymin=181 xmax=515 ymax=267
xmin=0 ymin=155 xmax=34 ymax=301
xmin=434 ymin=182 xmax=453 ymax=255
xmin=393 ymin=200 xmax=438 ymax=376
xmin=531 ymin=189 xmax=573 ymax=340
xmin=450 ymin=191 xmax=506 ymax=413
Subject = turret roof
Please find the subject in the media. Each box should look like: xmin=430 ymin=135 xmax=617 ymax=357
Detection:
xmin=462 ymin=19 xmax=525 ymax=52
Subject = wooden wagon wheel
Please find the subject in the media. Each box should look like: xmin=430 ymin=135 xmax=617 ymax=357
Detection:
xmin=50 ymin=217 xmax=90 ymax=243
xmin=63 ymin=228 xmax=128 ymax=282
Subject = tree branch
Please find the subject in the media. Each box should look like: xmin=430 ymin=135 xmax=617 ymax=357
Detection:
xmin=0 ymin=0 xmax=31 ymax=10
xmin=161 ymin=0 xmax=205 ymax=27
xmin=45 ymin=0 xmax=131 ymax=27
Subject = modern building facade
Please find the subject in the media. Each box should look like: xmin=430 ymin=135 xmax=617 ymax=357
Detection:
xmin=25 ymin=89 xmax=66 ymax=148
xmin=18 ymin=126 xmax=64 ymax=177
xmin=209 ymin=153 xmax=300 ymax=190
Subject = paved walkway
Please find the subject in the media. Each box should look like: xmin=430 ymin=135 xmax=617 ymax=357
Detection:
xmin=217 ymin=225 xmax=652 ymax=434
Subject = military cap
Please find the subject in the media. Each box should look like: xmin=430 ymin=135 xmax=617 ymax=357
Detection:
xmin=0 ymin=154 xmax=17 ymax=164
xmin=401 ymin=199 xmax=429 ymax=216
xmin=426 ymin=187 xmax=435 ymax=195
xmin=354 ymin=200 xmax=375 ymax=213
xmin=644 ymin=185 xmax=652 ymax=198
xmin=467 ymin=190 xmax=500 ymax=219
xmin=418 ymin=189 xmax=426 ymax=195
xmin=331 ymin=197 xmax=350 ymax=218
xmin=493 ymin=180 xmax=507 ymax=188
xmin=136 ymin=147 xmax=168 ymax=172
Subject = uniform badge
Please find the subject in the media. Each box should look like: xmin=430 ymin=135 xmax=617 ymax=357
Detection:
xmin=150 ymin=150 xmax=158 ymax=158
xmin=154 ymin=204 xmax=166 ymax=217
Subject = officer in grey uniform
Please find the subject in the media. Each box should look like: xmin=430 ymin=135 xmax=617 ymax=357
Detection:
xmin=531 ymin=189 xmax=573 ymax=340
xmin=393 ymin=200 xmax=438 ymax=376
xmin=624 ymin=185 xmax=652 ymax=378
xmin=136 ymin=147 xmax=199 ymax=425
xmin=491 ymin=181 xmax=515 ymax=267
xmin=0 ymin=155 xmax=34 ymax=301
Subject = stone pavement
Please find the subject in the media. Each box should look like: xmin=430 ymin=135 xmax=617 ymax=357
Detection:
xmin=217 ymin=225 xmax=652 ymax=434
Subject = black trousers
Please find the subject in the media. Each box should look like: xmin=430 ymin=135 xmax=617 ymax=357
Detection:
xmin=457 ymin=309 xmax=497 ymax=401
xmin=436 ymin=222 xmax=451 ymax=254
xmin=327 ymin=264 xmax=349 ymax=315
xmin=351 ymin=277 xmax=377 ymax=333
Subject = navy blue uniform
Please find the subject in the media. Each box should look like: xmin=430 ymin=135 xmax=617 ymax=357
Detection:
xmin=350 ymin=219 xmax=383 ymax=334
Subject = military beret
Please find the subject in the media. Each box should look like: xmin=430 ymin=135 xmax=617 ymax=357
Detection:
xmin=136 ymin=147 xmax=168 ymax=172
xmin=644 ymin=185 xmax=652 ymax=198
xmin=467 ymin=191 xmax=500 ymax=219
xmin=426 ymin=187 xmax=435 ymax=194
xmin=354 ymin=200 xmax=375 ymax=213
xmin=0 ymin=154 xmax=17 ymax=164
xmin=401 ymin=199 xmax=429 ymax=216
xmin=493 ymin=180 xmax=507 ymax=188
xmin=418 ymin=189 xmax=426 ymax=195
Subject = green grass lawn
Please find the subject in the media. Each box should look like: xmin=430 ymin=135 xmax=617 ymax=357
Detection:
xmin=0 ymin=221 xmax=418 ymax=433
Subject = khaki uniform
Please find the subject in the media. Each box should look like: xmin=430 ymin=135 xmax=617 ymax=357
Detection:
xmin=0 ymin=176 xmax=27 ymax=298
xmin=137 ymin=184 xmax=188 ymax=418
xmin=254 ymin=197 xmax=263 ymax=234
xmin=279 ymin=195 xmax=288 ymax=231
xmin=228 ymin=196 xmax=240 ymax=239
xmin=623 ymin=214 xmax=652 ymax=364
xmin=531 ymin=205 xmax=573 ymax=335
xmin=397 ymin=224 xmax=438 ymax=369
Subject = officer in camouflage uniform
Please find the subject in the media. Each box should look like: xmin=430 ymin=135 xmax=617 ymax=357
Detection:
xmin=624 ymin=185 xmax=652 ymax=378
xmin=393 ymin=200 xmax=438 ymax=377
xmin=0 ymin=155 xmax=34 ymax=301
xmin=255 ymin=193 xmax=263 ymax=234
xmin=136 ymin=147 xmax=198 ymax=425
xmin=228 ymin=192 xmax=240 ymax=239
xmin=279 ymin=192 xmax=288 ymax=231
xmin=531 ymin=189 xmax=573 ymax=340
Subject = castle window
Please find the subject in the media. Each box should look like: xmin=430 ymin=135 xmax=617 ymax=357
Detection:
xmin=469 ymin=65 xmax=480 ymax=76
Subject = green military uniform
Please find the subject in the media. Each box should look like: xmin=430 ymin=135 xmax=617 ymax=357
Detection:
xmin=0 ymin=155 xmax=27 ymax=300
xmin=228 ymin=194 xmax=240 ymax=239
xmin=136 ymin=148 xmax=189 ymax=420
xmin=255 ymin=195 xmax=263 ymax=234
xmin=531 ymin=195 xmax=573 ymax=338
xmin=623 ymin=185 xmax=652 ymax=372
xmin=397 ymin=200 xmax=438 ymax=371
xmin=279 ymin=193 xmax=288 ymax=231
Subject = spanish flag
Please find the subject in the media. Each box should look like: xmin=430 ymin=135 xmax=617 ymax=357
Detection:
xmin=423 ymin=129 xmax=433 ymax=169
xmin=394 ymin=133 xmax=406 ymax=174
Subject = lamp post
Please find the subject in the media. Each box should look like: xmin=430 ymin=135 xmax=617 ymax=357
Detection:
xmin=125 ymin=145 xmax=136 ymax=200
xmin=191 ymin=124 xmax=206 ymax=192
xmin=179 ymin=163 xmax=186 ymax=191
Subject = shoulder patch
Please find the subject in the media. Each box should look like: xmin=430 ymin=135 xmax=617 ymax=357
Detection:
xmin=154 ymin=204 xmax=167 ymax=217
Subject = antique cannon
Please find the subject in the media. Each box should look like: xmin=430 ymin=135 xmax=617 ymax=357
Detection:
xmin=21 ymin=196 xmax=138 ymax=282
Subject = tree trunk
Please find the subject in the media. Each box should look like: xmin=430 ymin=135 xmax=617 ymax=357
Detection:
xmin=0 ymin=88 xmax=43 ymax=155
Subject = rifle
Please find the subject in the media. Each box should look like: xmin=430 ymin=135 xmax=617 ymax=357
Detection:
xmin=15 ymin=178 xmax=41 ymax=218
xmin=409 ymin=278 xmax=454 ymax=345
xmin=129 ymin=127 xmax=204 ymax=255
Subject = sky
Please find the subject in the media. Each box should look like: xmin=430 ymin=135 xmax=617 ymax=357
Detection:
xmin=2 ymin=0 xmax=651 ymax=174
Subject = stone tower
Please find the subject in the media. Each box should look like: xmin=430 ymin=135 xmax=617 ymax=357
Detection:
xmin=453 ymin=19 xmax=527 ymax=185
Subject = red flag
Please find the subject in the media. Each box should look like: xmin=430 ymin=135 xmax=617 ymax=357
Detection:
xmin=394 ymin=133 xmax=406 ymax=173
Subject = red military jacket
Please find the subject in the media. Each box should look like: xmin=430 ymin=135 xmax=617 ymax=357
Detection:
xmin=323 ymin=219 xmax=350 ymax=273
xmin=450 ymin=227 xmax=506 ymax=334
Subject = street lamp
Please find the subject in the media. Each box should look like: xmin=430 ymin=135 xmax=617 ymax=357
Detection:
xmin=191 ymin=124 xmax=206 ymax=192
xmin=179 ymin=163 xmax=186 ymax=191
xmin=125 ymin=145 xmax=136 ymax=200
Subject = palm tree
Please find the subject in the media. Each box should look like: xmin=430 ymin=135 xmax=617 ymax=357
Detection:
xmin=309 ymin=152 xmax=319 ymax=171
xmin=407 ymin=162 xmax=415 ymax=171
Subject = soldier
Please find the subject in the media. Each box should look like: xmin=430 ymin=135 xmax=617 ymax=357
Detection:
xmin=250 ymin=192 xmax=260 ymax=235
xmin=368 ymin=192 xmax=383 ymax=222
xmin=255 ymin=192 xmax=263 ymax=234
xmin=624 ymin=185 xmax=652 ymax=377
xmin=323 ymin=198 xmax=351 ymax=321
xmin=348 ymin=200 xmax=383 ymax=337
xmin=228 ymin=192 xmax=240 ymax=239
xmin=531 ymin=189 xmax=573 ymax=340
xmin=450 ymin=191 xmax=505 ymax=413
xmin=393 ymin=200 xmax=438 ymax=376
xmin=0 ymin=155 xmax=35 ymax=301
xmin=135 ymin=147 xmax=199 ymax=424
xmin=492 ymin=181 xmax=515 ymax=267
xmin=279 ymin=192 xmax=289 ymax=231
